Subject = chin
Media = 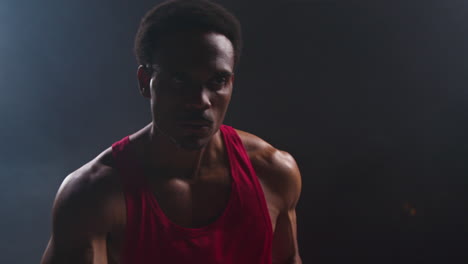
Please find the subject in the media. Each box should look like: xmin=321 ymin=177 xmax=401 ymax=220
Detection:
xmin=157 ymin=121 xmax=218 ymax=151
xmin=175 ymin=139 xmax=209 ymax=151
xmin=170 ymin=134 xmax=211 ymax=151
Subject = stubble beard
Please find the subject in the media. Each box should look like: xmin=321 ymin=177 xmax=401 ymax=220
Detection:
xmin=153 ymin=121 xmax=210 ymax=151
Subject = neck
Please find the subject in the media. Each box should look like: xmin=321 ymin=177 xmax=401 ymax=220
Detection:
xmin=141 ymin=123 xmax=222 ymax=182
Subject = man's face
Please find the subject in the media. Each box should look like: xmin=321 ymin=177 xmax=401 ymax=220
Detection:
xmin=140 ymin=31 xmax=235 ymax=150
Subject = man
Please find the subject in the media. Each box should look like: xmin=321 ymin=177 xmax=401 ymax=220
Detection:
xmin=41 ymin=0 xmax=302 ymax=263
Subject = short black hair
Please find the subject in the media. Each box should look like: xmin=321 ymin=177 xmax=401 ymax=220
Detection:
xmin=134 ymin=0 xmax=242 ymax=68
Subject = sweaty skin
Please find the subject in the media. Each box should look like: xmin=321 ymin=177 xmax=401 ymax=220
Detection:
xmin=41 ymin=31 xmax=302 ymax=264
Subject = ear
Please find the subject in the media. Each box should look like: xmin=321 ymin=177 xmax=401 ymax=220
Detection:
xmin=137 ymin=65 xmax=152 ymax=99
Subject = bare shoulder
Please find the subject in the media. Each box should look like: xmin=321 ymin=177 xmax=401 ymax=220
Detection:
xmin=42 ymin=148 xmax=125 ymax=263
xmin=52 ymin=147 xmax=124 ymax=238
xmin=234 ymin=128 xmax=299 ymax=174
xmin=235 ymin=129 xmax=302 ymax=210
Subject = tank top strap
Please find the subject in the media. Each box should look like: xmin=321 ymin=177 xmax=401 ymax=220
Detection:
xmin=219 ymin=125 xmax=274 ymax=235
xmin=219 ymin=125 xmax=257 ymax=181
xmin=111 ymin=135 xmax=146 ymax=191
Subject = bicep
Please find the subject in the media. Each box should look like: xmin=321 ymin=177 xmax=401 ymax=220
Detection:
xmin=270 ymin=151 xmax=302 ymax=263
xmin=41 ymin=173 xmax=110 ymax=264
xmin=272 ymin=208 xmax=301 ymax=264
xmin=247 ymin=139 xmax=303 ymax=263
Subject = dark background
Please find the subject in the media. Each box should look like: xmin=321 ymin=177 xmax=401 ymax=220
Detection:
xmin=1 ymin=0 xmax=467 ymax=263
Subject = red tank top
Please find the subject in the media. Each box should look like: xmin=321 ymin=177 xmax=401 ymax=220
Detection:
xmin=111 ymin=125 xmax=273 ymax=264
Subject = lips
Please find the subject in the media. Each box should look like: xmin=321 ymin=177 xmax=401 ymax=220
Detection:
xmin=178 ymin=119 xmax=212 ymax=132
xmin=178 ymin=123 xmax=211 ymax=137
xmin=179 ymin=120 xmax=212 ymax=126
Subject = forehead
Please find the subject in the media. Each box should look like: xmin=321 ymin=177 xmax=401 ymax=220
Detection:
xmin=154 ymin=31 xmax=234 ymax=73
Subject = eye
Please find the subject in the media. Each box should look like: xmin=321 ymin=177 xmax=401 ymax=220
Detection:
xmin=205 ymin=76 xmax=227 ymax=91
xmin=212 ymin=76 xmax=228 ymax=85
xmin=207 ymin=73 xmax=231 ymax=90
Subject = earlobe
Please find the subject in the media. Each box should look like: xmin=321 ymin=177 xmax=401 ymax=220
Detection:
xmin=137 ymin=65 xmax=151 ymax=99
xmin=141 ymin=86 xmax=150 ymax=98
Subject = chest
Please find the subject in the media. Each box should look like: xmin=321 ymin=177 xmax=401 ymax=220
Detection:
xmin=150 ymin=166 xmax=234 ymax=228
xmin=148 ymin=166 xmax=280 ymax=230
xmin=106 ymin=166 xmax=281 ymax=263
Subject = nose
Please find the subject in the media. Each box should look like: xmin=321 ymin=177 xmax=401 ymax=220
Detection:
xmin=183 ymin=86 xmax=211 ymax=110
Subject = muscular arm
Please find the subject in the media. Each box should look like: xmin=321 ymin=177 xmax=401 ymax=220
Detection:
xmin=265 ymin=149 xmax=302 ymax=264
xmin=41 ymin=163 xmax=120 ymax=264
xmin=239 ymin=130 xmax=302 ymax=264
xmin=272 ymin=151 xmax=302 ymax=264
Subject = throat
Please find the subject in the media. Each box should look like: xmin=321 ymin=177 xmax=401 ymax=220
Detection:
xmin=142 ymin=124 xmax=227 ymax=182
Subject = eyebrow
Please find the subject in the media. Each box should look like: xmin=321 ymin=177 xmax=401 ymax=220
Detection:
xmin=214 ymin=70 xmax=233 ymax=77
xmin=160 ymin=66 xmax=234 ymax=80
xmin=168 ymin=69 xmax=233 ymax=77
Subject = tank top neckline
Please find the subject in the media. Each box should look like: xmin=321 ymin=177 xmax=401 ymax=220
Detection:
xmin=133 ymin=125 xmax=239 ymax=236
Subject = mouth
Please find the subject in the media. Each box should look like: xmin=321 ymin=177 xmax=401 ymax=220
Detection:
xmin=178 ymin=121 xmax=212 ymax=134
xmin=179 ymin=121 xmax=212 ymax=126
